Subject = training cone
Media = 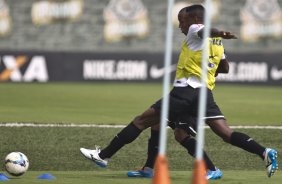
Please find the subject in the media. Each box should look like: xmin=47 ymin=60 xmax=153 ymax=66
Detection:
xmin=152 ymin=154 xmax=170 ymax=184
xmin=0 ymin=173 xmax=9 ymax=181
xmin=192 ymin=159 xmax=208 ymax=184
xmin=37 ymin=173 xmax=56 ymax=180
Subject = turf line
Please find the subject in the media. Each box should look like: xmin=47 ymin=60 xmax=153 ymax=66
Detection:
xmin=0 ymin=123 xmax=282 ymax=129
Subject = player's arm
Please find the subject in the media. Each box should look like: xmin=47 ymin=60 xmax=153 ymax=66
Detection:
xmin=215 ymin=59 xmax=229 ymax=77
xmin=198 ymin=28 xmax=237 ymax=39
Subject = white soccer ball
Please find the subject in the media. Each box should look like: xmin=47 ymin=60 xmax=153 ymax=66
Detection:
xmin=4 ymin=152 xmax=29 ymax=176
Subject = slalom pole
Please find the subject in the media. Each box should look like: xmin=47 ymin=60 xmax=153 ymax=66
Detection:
xmin=152 ymin=0 xmax=174 ymax=184
xmin=192 ymin=0 xmax=213 ymax=184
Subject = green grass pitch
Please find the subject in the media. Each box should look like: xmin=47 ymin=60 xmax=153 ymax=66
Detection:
xmin=0 ymin=82 xmax=281 ymax=183
xmin=0 ymin=82 xmax=281 ymax=124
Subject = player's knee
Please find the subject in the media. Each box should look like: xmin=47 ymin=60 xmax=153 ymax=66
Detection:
xmin=133 ymin=115 xmax=154 ymax=130
xmin=207 ymin=119 xmax=233 ymax=143
xmin=133 ymin=109 xmax=159 ymax=130
xmin=132 ymin=115 xmax=147 ymax=130
xmin=218 ymin=129 xmax=233 ymax=143
xmin=218 ymin=128 xmax=233 ymax=143
xmin=211 ymin=129 xmax=232 ymax=143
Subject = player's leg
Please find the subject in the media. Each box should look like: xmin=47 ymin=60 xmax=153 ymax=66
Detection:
xmin=205 ymin=89 xmax=266 ymax=158
xmin=205 ymin=90 xmax=278 ymax=177
xmin=174 ymin=124 xmax=222 ymax=180
xmin=207 ymin=118 xmax=265 ymax=153
xmin=80 ymin=107 xmax=160 ymax=168
xmin=143 ymin=124 xmax=160 ymax=169
xmin=127 ymin=124 xmax=159 ymax=178
xmin=127 ymin=98 xmax=164 ymax=175
xmin=127 ymin=98 xmax=164 ymax=177
xmin=207 ymin=118 xmax=278 ymax=177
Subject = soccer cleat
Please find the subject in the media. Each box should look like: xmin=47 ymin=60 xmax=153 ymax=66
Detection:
xmin=264 ymin=148 xmax=278 ymax=177
xmin=127 ymin=167 xmax=153 ymax=178
xmin=80 ymin=146 xmax=108 ymax=168
xmin=206 ymin=168 xmax=222 ymax=180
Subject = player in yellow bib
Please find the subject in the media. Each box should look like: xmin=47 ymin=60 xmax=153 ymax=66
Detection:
xmin=126 ymin=21 xmax=232 ymax=179
xmin=80 ymin=4 xmax=278 ymax=180
xmin=171 ymin=5 xmax=277 ymax=179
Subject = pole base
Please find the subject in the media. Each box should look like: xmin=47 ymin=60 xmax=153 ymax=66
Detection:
xmin=152 ymin=154 xmax=170 ymax=184
xmin=192 ymin=159 xmax=208 ymax=184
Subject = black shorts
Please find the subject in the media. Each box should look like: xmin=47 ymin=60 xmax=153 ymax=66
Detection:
xmin=151 ymin=85 xmax=224 ymax=131
xmin=167 ymin=116 xmax=197 ymax=137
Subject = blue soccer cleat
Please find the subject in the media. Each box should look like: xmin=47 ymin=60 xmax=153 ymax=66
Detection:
xmin=127 ymin=167 xmax=153 ymax=178
xmin=80 ymin=146 xmax=108 ymax=168
xmin=264 ymin=148 xmax=278 ymax=177
xmin=206 ymin=168 xmax=222 ymax=180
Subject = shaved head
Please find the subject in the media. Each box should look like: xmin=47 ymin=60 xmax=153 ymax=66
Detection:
xmin=179 ymin=4 xmax=205 ymax=22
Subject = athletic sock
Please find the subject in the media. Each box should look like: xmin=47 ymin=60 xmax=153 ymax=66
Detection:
xmin=144 ymin=129 xmax=159 ymax=168
xmin=180 ymin=137 xmax=216 ymax=171
xmin=230 ymin=132 xmax=265 ymax=160
xmin=99 ymin=122 xmax=142 ymax=159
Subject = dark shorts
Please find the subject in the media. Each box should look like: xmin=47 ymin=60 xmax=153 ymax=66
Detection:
xmin=151 ymin=85 xmax=224 ymax=133
xmin=167 ymin=116 xmax=197 ymax=137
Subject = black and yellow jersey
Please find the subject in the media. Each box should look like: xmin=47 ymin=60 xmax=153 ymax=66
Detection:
xmin=173 ymin=24 xmax=225 ymax=90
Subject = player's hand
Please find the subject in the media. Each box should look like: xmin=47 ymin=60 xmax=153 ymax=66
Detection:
xmin=219 ymin=31 xmax=237 ymax=39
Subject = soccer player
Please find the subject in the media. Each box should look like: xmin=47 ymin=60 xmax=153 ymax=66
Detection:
xmin=80 ymin=4 xmax=278 ymax=179
xmin=167 ymin=5 xmax=277 ymax=178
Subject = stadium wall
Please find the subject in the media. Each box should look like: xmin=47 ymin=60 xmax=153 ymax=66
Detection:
xmin=0 ymin=51 xmax=281 ymax=85
xmin=0 ymin=0 xmax=282 ymax=53
xmin=1 ymin=0 xmax=282 ymax=85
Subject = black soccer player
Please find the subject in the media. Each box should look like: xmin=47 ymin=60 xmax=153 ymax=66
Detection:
xmin=80 ymin=4 xmax=278 ymax=179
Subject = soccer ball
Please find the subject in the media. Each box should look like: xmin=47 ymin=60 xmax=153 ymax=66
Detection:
xmin=4 ymin=152 xmax=29 ymax=176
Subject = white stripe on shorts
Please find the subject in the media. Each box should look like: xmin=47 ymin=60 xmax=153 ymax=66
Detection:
xmin=203 ymin=115 xmax=225 ymax=119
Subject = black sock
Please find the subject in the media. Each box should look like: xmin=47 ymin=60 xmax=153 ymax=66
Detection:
xmin=99 ymin=123 xmax=142 ymax=159
xmin=144 ymin=129 xmax=159 ymax=168
xmin=180 ymin=137 xmax=216 ymax=171
xmin=230 ymin=132 xmax=265 ymax=159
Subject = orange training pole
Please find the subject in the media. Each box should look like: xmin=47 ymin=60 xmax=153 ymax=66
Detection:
xmin=152 ymin=155 xmax=170 ymax=184
xmin=192 ymin=159 xmax=208 ymax=184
